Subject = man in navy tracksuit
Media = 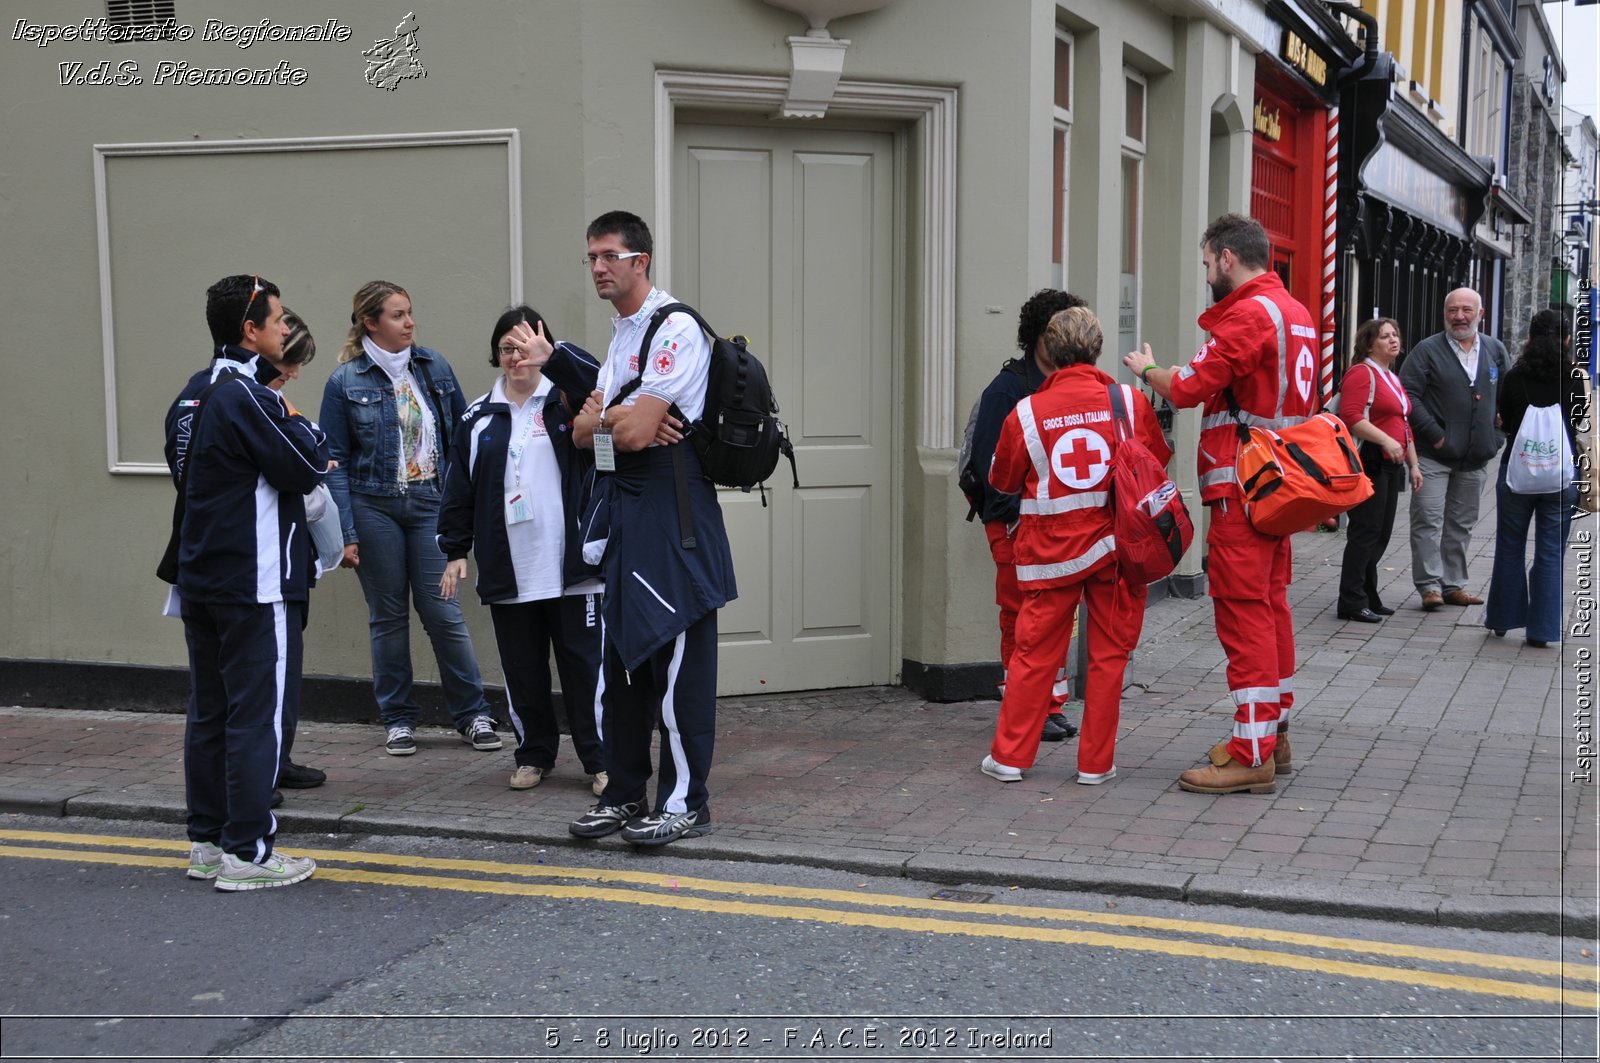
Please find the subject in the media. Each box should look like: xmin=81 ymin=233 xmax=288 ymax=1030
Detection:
xmin=570 ymin=211 xmax=737 ymax=847
xmin=163 ymin=275 xmax=330 ymax=891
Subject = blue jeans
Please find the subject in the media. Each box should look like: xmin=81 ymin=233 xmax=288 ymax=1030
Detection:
xmin=1483 ymin=457 xmax=1576 ymax=644
xmin=350 ymin=484 xmax=488 ymax=729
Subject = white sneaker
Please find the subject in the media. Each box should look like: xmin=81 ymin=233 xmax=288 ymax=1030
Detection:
xmin=214 ymin=851 xmax=316 ymax=892
xmin=589 ymin=771 xmax=609 ymax=797
xmin=187 ymin=841 xmax=223 ymax=880
xmin=1077 ymin=766 xmax=1118 ymax=785
xmin=980 ymin=754 xmax=1022 ymax=782
xmin=509 ymin=765 xmax=544 ymax=790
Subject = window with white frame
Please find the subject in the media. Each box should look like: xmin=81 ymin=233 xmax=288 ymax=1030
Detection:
xmin=1052 ymin=28 xmax=1073 ymax=289
xmin=1119 ymin=68 xmax=1146 ymax=375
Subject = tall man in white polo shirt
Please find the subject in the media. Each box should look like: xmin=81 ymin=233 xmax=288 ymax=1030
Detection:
xmin=569 ymin=210 xmax=737 ymax=847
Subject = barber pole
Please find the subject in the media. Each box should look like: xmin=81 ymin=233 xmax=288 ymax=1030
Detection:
xmin=1319 ymin=107 xmax=1339 ymax=405
xmin=1320 ymin=104 xmax=1338 ymax=409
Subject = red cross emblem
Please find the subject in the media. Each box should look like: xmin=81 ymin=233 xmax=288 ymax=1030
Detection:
xmin=1050 ymin=428 xmax=1111 ymax=489
xmin=653 ymin=349 xmax=676 ymax=375
xmin=1295 ymin=343 xmax=1316 ymax=402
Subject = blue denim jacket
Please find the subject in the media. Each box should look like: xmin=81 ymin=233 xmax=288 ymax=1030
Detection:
xmin=319 ymin=345 xmax=468 ymax=544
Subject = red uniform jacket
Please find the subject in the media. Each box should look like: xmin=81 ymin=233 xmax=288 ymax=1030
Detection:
xmin=990 ymin=364 xmax=1172 ymax=589
xmin=1167 ymin=271 xmax=1320 ymax=504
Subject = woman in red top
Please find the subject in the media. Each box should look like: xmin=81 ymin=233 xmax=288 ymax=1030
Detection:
xmin=1335 ymin=318 xmax=1423 ymax=621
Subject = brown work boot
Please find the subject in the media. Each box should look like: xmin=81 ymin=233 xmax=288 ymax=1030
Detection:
xmin=1442 ymin=588 xmax=1483 ymax=606
xmin=1179 ymin=743 xmax=1277 ymax=794
xmin=1273 ymin=732 xmax=1292 ymax=775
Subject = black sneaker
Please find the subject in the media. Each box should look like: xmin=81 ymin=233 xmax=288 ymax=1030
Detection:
xmin=277 ymin=761 xmax=326 ymax=788
xmin=622 ymin=808 xmax=714 ymax=847
xmin=385 ymin=725 xmax=417 ymax=756
xmin=462 ymin=716 xmax=502 ymax=751
xmin=569 ymin=801 xmax=643 ymax=839
xmin=1040 ymin=714 xmax=1078 ymax=742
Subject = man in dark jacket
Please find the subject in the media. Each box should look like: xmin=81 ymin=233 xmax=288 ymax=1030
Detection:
xmin=164 ymin=274 xmax=330 ymax=891
xmin=1400 ymin=287 xmax=1510 ymax=610
xmin=970 ymin=289 xmax=1085 ymax=744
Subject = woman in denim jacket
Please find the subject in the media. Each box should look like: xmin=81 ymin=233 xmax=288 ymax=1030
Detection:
xmin=319 ymin=280 xmax=497 ymax=756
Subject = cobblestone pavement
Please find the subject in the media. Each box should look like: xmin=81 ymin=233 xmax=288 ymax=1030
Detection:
xmin=3 ymin=479 xmax=1595 ymax=935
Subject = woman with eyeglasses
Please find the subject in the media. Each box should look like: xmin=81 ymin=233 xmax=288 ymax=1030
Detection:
xmin=320 ymin=280 xmax=498 ymax=757
xmin=436 ymin=306 xmax=607 ymax=794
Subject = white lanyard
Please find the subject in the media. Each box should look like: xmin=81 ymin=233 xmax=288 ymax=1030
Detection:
xmin=505 ymin=397 xmax=543 ymax=488
xmin=602 ymin=288 xmax=667 ymax=409
xmin=1372 ymin=363 xmax=1409 ymax=416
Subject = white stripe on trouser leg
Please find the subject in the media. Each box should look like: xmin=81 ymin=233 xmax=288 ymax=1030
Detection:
xmin=260 ymin=601 xmax=289 ymax=861
xmin=1232 ymin=718 xmax=1278 ymax=739
xmin=1230 ymin=686 xmax=1278 ymax=705
xmin=659 ymin=631 xmax=691 ymax=814
xmin=506 ymin=686 xmax=527 ymax=746
xmin=1278 ymin=675 xmax=1293 ymax=725
xmin=593 ymin=619 xmax=608 ymax=743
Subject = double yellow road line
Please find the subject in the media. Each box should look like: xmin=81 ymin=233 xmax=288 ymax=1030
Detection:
xmin=2 ymin=828 xmax=1593 ymax=1009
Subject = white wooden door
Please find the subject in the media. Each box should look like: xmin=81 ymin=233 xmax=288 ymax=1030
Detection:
xmin=673 ymin=122 xmax=896 ymax=693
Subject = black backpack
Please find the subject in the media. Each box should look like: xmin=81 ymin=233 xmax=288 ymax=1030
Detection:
xmin=956 ymin=357 xmax=1033 ymax=521
xmin=624 ymin=302 xmax=798 ymax=498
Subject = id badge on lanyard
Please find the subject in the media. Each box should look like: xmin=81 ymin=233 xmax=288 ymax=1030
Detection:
xmin=504 ymin=490 xmax=532 ymax=525
xmin=593 ymin=427 xmax=617 ymax=472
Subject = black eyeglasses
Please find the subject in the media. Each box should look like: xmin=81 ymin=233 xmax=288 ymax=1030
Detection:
xmin=240 ymin=274 xmax=265 ymax=334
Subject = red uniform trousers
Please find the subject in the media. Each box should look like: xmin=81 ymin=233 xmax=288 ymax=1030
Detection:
xmin=1206 ymin=499 xmax=1295 ymax=766
xmin=990 ymin=564 xmax=1140 ymax=774
xmin=985 ymin=520 xmax=1070 ymax=713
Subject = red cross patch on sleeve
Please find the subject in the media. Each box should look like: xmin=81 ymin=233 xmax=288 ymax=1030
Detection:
xmin=653 ymin=349 xmax=675 ymax=375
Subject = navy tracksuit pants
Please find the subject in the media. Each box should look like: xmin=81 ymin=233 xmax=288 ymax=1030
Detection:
xmin=490 ymin=593 xmax=605 ymax=774
xmin=598 ymin=609 xmax=718 ymax=820
xmin=181 ymin=598 xmax=302 ymax=861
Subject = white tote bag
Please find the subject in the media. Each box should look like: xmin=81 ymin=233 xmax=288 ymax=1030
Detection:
xmin=1504 ymin=402 xmax=1574 ymax=495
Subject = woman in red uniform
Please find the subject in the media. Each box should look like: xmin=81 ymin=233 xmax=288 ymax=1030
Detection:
xmin=981 ymin=307 xmax=1171 ymax=785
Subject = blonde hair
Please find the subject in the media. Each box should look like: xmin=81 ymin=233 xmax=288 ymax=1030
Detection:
xmin=1041 ymin=306 xmax=1103 ymax=368
xmin=339 ymin=280 xmax=410 ymax=363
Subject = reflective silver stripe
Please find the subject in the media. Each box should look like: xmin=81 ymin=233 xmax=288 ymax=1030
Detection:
xmin=1200 ymin=410 xmax=1302 ymax=432
xmin=1020 ymin=491 xmax=1109 ymax=515
xmin=1015 ymin=535 xmax=1116 ymax=582
xmin=1200 ymin=468 xmax=1238 ymax=488
xmin=1230 ymin=685 xmax=1279 ymax=705
xmin=1251 ymin=294 xmax=1289 ymax=420
xmin=1278 ymin=675 xmax=1294 ymax=694
xmin=1177 ymin=365 xmax=1196 ymax=380
xmin=1232 ymin=718 xmax=1278 ymax=739
xmin=1014 ymin=397 xmax=1054 ymax=506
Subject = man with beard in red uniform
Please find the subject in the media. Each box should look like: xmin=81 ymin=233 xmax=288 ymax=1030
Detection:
xmin=981 ymin=307 xmax=1170 ymax=786
xmin=1123 ymin=213 xmax=1318 ymax=794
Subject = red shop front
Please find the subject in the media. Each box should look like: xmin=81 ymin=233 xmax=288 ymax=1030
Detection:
xmin=1251 ymin=66 xmax=1329 ymax=330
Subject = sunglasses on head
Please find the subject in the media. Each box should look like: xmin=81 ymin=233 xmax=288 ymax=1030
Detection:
xmin=240 ymin=274 xmax=265 ymax=335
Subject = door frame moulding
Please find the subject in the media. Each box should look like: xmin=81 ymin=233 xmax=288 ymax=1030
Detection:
xmin=654 ymin=70 xmax=957 ymax=449
xmin=95 ymin=129 xmax=523 ymax=475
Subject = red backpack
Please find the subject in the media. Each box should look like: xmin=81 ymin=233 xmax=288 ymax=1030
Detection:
xmin=1107 ymin=384 xmax=1193 ymax=585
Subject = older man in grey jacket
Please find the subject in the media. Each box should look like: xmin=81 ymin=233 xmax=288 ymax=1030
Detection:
xmin=1399 ymin=288 xmax=1510 ymax=611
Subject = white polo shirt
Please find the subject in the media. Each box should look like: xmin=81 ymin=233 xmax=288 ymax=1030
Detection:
xmin=596 ymin=287 xmax=711 ymax=428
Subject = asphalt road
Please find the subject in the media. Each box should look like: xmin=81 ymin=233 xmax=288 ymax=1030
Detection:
xmin=0 ymin=815 xmax=1593 ymax=1063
